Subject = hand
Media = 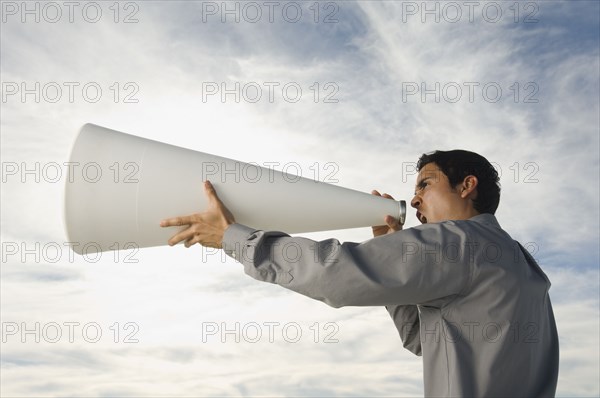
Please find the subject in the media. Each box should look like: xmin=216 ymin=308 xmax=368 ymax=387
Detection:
xmin=371 ymin=190 xmax=402 ymax=237
xmin=160 ymin=180 xmax=236 ymax=248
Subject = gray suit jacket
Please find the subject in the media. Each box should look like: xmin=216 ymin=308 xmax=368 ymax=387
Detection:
xmin=223 ymin=214 xmax=559 ymax=397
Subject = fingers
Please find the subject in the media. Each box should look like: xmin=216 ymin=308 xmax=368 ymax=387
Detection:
xmin=371 ymin=190 xmax=395 ymax=201
xmin=160 ymin=181 xmax=230 ymax=248
xmin=160 ymin=216 xmax=194 ymax=246
xmin=167 ymin=223 xmax=221 ymax=248
xmin=184 ymin=234 xmax=201 ymax=248
xmin=167 ymin=226 xmax=197 ymax=246
xmin=372 ymin=189 xmax=401 ymax=235
xmin=160 ymin=216 xmax=192 ymax=228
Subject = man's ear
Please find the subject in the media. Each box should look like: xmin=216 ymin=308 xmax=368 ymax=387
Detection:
xmin=460 ymin=175 xmax=478 ymax=199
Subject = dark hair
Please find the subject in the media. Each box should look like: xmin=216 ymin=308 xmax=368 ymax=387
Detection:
xmin=417 ymin=150 xmax=501 ymax=214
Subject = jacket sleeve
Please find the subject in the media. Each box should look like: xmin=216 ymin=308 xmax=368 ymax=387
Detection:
xmin=385 ymin=305 xmax=422 ymax=356
xmin=222 ymin=222 xmax=473 ymax=308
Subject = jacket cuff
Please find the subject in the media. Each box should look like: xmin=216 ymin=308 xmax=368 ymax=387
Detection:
xmin=222 ymin=223 xmax=257 ymax=261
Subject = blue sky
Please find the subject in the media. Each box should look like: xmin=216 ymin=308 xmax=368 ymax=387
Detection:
xmin=1 ymin=1 xmax=599 ymax=396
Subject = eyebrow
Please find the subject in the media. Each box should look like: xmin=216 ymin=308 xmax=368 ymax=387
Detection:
xmin=414 ymin=177 xmax=432 ymax=195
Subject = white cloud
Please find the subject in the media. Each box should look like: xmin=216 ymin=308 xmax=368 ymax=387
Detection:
xmin=1 ymin=1 xmax=598 ymax=396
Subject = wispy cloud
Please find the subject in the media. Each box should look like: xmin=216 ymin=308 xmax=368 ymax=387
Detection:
xmin=1 ymin=1 xmax=598 ymax=396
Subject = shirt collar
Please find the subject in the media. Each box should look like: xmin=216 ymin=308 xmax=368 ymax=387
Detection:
xmin=468 ymin=213 xmax=502 ymax=229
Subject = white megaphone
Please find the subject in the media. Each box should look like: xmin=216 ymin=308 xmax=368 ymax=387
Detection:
xmin=64 ymin=124 xmax=406 ymax=254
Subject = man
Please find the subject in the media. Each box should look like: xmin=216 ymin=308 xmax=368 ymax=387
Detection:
xmin=161 ymin=150 xmax=559 ymax=397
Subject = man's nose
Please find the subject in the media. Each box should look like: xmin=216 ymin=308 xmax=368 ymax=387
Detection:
xmin=411 ymin=195 xmax=421 ymax=209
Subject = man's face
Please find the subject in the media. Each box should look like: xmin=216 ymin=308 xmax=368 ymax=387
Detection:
xmin=411 ymin=162 xmax=464 ymax=224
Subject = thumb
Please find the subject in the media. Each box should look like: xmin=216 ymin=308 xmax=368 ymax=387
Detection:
xmin=204 ymin=180 xmax=221 ymax=205
xmin=385 ymin=215 xmax=401 ymax=231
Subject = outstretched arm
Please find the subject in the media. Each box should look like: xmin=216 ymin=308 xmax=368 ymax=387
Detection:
xmin=161 ymin=181 xmax=471 ymax=309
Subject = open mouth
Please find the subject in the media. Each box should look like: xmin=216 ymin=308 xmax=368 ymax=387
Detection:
xmin=416 ymin=211 xmax=427 ymax=224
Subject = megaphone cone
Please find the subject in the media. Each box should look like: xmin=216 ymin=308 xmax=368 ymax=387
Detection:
xmin=64 ymin=124 xmax=406 ymax=254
